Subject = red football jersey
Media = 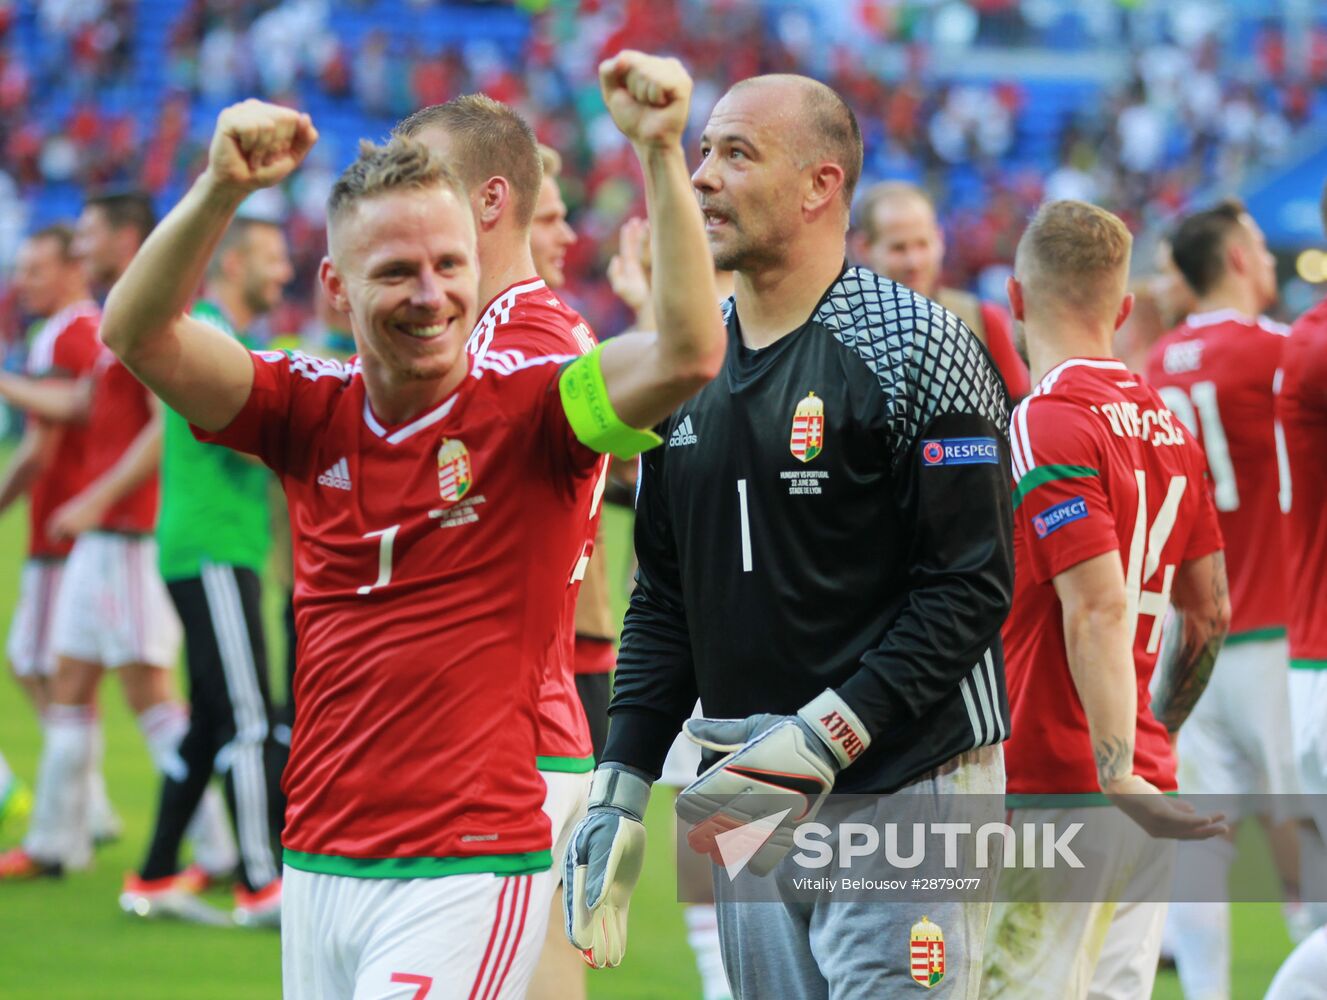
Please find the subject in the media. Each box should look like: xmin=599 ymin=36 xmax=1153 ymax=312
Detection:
xmin=86 ymin=345 xmax=159 ymax=534
xmin=1279 ymin=299 xmax=1327 ymax=665
xmin=1003 ymin=358 xmax=1223 ymax=795
xmin=468 ymin=278 xmax=604 ymax=765
xmin=25 ymin=302 xmax=101 ymax=558
xmin=197 ymin=346 xmax=599 ymax=868
xmin=1146 ymin=311 xmax=1289 ymax=637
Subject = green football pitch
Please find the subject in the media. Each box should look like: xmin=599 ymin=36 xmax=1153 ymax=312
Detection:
xmin=0 ymin=496 xmax=1296 ymax=998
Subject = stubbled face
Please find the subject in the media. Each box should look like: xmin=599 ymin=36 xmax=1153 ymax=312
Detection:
xmin=237 ymin=223 xmax=294 ymax=318
xmin=1237 ymin=213 xmax=1278 ymax=312
xmin=323 ymin=186 xmax=478 ymax=387
xmin=692 ymin=85 xmax=805 ymax=274
xmin=529 ymin=176 xmax=576 ymax=289
xmin=862 ymin=196 xmax=944 ymax=297
xmin=73 ymin=205 xmax=123 ymax=290
xmin=14 ymin=237 xmax=77 ymax=317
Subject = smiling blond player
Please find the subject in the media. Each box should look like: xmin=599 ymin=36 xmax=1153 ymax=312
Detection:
xmin=96 ymin=50 xmax=723 ymax=1000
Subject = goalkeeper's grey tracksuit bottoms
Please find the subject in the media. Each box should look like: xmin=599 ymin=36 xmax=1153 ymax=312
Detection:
xmin=712 ymin=745 xmax=1003 ymax=999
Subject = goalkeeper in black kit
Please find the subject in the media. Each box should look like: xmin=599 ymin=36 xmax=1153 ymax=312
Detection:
xmin=563 ymin=72 xmax=1015 ymax=998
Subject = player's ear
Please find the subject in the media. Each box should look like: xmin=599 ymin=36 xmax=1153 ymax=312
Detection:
xmin=477 ymin=176 xmax=510 ymax=232
xmin=804 ymin=161 xmax=845 ymax=218
xmin=1006 ymin=275 xmax=1025 ymax=321
xmin=319 ymin=256 xmax=351 ymax=315
xmin=1114 ymin=291 xmax=1135 ymax=332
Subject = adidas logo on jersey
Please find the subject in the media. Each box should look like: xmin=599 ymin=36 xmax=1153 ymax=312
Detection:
xmin=669 ymin=415 xmax=698 ymax=448
xmin=317 ymin=458 xmax=352 ymax=491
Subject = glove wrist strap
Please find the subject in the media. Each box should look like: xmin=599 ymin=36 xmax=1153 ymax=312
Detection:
xmin=588 ymin=763 xmax=652 ymax=821
xmin=798 ymin=689 xmax=871 ymax=769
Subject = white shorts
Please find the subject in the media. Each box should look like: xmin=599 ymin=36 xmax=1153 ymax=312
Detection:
xmin=659 ymin=702 xmax=704 ymax=787
xmin=7 ymin=559 xmax=64 ymax=677
xmin=1175 ymin=636 xmax=1300 ymax=817
xmin=984 ymin=807 xmax=1174 ymax=1000
xmin=540 ymin=769 xmax=591 ymax=879
xmin=50 ymin=532 xmax=181 ymax=670
xmin=1289 ymin=667 xmax=1327 ymax=801
xmin=283 ymin=865 xmax=555 ymax=1000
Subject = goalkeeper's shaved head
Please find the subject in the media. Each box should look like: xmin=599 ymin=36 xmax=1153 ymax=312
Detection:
xmin=727 ymin=74 xmax=863 ymax=209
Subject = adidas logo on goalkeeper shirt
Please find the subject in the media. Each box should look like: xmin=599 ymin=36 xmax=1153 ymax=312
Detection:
xmin=669 ymin=415 xmax=698 ymax=447
xmin=317 ymin=457 xmax=352 ymax=491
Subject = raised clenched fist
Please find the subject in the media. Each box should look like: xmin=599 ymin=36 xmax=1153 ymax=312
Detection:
xmin=206 ymin=99 xmax=318 ymax=194
xmin=598 ymin=51 xmax=693 ymax=149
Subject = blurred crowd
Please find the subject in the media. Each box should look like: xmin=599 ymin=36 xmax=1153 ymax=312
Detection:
xmin=1 ymin=0 xmax=1325 ymax=344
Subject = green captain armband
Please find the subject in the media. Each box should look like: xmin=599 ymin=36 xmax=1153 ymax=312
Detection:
xmin=558 ymin=345 xmax=664 ymax=460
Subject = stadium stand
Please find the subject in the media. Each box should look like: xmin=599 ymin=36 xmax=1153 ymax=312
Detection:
xmin=1 ymin=0 xmax=1325 ymax=345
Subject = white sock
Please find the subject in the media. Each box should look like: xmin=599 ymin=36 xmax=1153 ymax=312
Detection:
xmin=0 ymin=749 xmax=13 ymax=796
xmin=137 ymin=701 xmax=237 ymax=874
xmin=136 ymin=702 xmax=189 ymax=782
xmin=1169 ymin=837 xmax=1237 ymax=1000
xmin=685 ymin=904 xmax=732 ymax=1000
xmin=187 ymin=785 xmax=238 ymax=876
xmin=24 ymin=705 xmax=94 ymax=868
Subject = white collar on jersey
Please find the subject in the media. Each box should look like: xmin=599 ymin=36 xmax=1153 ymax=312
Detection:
xmin=1035 ymin=357 xmax=1128 ymax=394
xmin=1185 ymin=309 xmax=1290 ymax=336
xmin=1185 ymin=308 xmax=1251 ymax=328
xmin=362 ymin=392 xmax=460 ymax=445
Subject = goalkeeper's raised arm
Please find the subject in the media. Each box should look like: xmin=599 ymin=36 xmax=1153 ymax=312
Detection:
xmin=100 ymin=100 xmax=318 ymax=432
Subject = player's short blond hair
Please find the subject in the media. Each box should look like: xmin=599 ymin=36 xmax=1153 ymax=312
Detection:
xmin=537 ymin=143 xmax=562 ymax=180
xmin=327 ymin=137 xmax=468 ymax=226
xmin=1015 ymin=200 xmax=1132 ymax=314
xmin=394 ymin=95 xmax=543 ymax=229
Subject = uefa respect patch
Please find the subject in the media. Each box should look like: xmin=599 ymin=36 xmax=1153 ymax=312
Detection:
xmin=920 ymin=437 xmax=999 ymax=467
xmin=1032 ymin=496 xmax=1089 ymax=538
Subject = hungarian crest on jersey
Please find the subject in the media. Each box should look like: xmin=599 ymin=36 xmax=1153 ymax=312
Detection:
xmin=790 ymin=391 xmax=825 ymax=463
xmin=437 ymin=438 xmax=473 ymax=504
xmin=909 ymin=916 xmax=945 ymax=988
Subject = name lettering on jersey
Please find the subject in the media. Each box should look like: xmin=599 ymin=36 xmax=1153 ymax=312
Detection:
xmin=430 ymin=495 xmax=486 ymax=529
xmin=668 ymin=415 xmax=698 ymax=448
xmin=1091 ymin=401 xmax=1186 ymax=447
xmin=790 ymin=392 xmax=825 ymax=462
xmin=1032 ymin=497 xmax=1089 ymax=538
xmin=1163 ymin=340 xmax=1203 ymax=374
xmin=437 ymin=438 xmax=473 ymax=504
xmin=287 ymin=350 xmax=354 ymax=383
xmin=317 ymin=457 xmax=352 ymax=491
xmin=780 ymin=469 xmax=828 ymax=496
xmin=920 ymin=437 xmax=999 ymax=467
xmin=571 ymin=322 xmax=597 ymax=355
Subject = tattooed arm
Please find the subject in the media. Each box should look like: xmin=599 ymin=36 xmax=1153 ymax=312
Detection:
xmin=1054 ymin=552 xmax=1227 ymax=839
xmin=1152 ymin=550 xmax=1231 ymax=734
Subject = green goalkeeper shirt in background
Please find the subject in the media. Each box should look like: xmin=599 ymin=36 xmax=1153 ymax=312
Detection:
xmin=157 ymin=300 xmax=271 ymax=581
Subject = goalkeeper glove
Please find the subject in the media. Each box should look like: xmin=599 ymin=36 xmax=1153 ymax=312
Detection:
xmin=676 ymin=689 xmax=870 ymax=877
xmin=563 ymin=763 xmax=651 ymax=968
